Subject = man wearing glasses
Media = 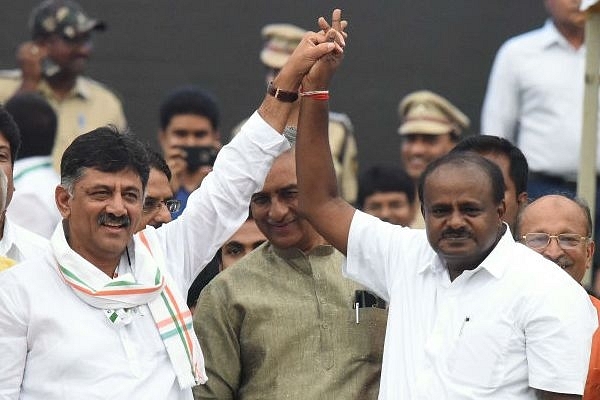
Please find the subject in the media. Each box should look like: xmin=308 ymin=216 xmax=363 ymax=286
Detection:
xmin=517 ymin=194 xmax=599 ymax=399
xmin=138 ymin=149 xmax=181 ymax=230
xmin=0 ymin=0 xmax=127 ymax=172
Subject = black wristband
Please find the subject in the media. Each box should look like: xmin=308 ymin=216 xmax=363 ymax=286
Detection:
xmin=267 ymin=82 xmax=298 ymax=103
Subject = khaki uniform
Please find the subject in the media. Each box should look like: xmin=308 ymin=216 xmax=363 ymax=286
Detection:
xmin=0 ymin=70 xmax=127 ymax=171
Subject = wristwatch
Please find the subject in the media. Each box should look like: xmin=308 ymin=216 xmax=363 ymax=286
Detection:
xmin=267 ymin=82 xmax=298 ymax=103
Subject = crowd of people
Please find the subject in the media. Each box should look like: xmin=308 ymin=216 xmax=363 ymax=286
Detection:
xmin=0 ymin=1 xmax=598 ymax=399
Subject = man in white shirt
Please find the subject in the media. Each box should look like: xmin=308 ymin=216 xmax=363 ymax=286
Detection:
xmin=0 ymin=13 xmax=346 ymax=400
xmin=5 ymin=92 xmax=61 ymax=239
xmin=0 ymin=104 xmax=49 ymax=263
xmin=294 ymin=12 xmax=597 ymax=397
xmin=481 ymin=1 xmax=592 ymax=218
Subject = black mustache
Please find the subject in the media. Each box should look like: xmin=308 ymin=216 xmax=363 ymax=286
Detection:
xmin=98 ymin=213 xmax=131 ymax=228
xmin=441 ymin=229 xmax=471 ymax=239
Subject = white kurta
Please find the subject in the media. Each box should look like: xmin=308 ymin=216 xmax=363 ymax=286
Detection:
xmin=345 ymin=211 xmax=597 ymax=400
xmin=0 ymin=112 xmax=290 ymax=400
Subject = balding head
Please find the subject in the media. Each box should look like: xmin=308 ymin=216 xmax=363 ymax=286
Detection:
xmin=517 ymin=194 xmax=594 ymax=283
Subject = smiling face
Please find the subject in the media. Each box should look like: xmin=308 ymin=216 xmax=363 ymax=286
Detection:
xmin=56 ymin=167 xmax=143 ymax=271
xmin=250 ymin=151 xmax=323 ymax=252
xmin=423 ymin=163 xmax=505 ymax=276
xmin=517 ymin=195 xmax=594 ymax=283
xmin=401 ymin=133 xmax=456 ymax=181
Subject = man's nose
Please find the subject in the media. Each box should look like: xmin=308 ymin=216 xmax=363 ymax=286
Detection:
xmin=541 ymin=236 xmax=565 ymax=259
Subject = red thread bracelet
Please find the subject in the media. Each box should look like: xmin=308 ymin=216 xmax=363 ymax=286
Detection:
xmin=300 ymin=90 xmax=329 ymax=100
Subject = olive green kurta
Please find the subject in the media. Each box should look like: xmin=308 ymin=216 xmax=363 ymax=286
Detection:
xmin=192 ymin=242 xmax=387 ymax=400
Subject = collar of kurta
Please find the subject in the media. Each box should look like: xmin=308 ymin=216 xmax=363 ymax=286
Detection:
xmin=418 ymin=222 xmax=513 ymax=280
xmin=272 ymin=243 xmax=336 ymax=275
xmin=540 ymin=19 xmax=579 ymax=50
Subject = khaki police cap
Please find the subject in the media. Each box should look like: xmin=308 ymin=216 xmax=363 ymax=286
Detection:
xmin=260 ymin=23 xmax=306 ymax=69
xmin=398 ymin=90 xmax=470 ymax=136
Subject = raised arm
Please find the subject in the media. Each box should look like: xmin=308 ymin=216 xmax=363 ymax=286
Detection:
xmin=258 ymin=23 xmax=345 ymax=133
xmin=156 ymin=14 xmax=348 ymax=286
xmin=296 ymin=9 xmax=356 ymax=255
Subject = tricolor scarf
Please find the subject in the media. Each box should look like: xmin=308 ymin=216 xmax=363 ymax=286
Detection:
xmin=51 ymin=226 xmax=207 ymax=389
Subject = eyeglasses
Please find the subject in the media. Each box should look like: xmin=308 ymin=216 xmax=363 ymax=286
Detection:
xmin=143 ymin=198 xmax=181 ymax=213
xmin=521 ymin=233 xmax=589 ymax=250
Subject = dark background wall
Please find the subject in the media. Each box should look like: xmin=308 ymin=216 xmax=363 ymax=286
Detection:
xmin=1 ymin=1 xmax=547 ymax=171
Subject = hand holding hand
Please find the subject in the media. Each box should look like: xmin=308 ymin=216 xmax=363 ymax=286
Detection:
xmin=274 ymin=9 xmax=346 ymax=91
xmin=302 ymin=9 xmax=348 ymax=91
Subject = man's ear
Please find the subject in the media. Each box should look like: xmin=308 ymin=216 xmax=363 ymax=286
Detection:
xmin=586 ymin=240 xmax=596 ymax=270
xmin=55 ymin=185 xmax=72 ymax=218
xmin=497 ymin=199 xmax=507 ymax=220
xmin=517 ymin=191 xmax=529 ymax=210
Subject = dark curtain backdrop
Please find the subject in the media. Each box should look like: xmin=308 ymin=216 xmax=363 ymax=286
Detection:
xmin=1 ymin=1 xmax=546 ymax=172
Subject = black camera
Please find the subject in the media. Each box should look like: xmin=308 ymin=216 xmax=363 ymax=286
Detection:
xmin=181 ymin=146 xmax=218 ymax=172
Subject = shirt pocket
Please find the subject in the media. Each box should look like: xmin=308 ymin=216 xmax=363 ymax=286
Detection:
xmin=446 ymin=318 xmax=516 ymax=388
xmin=346 ymin=306 xmax=388 ymax=363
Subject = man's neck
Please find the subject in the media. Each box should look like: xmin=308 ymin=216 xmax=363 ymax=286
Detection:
xmin=553 ymin=20 xmax=585 ymax=49
xmin=46 ymin=74 xmax=78 ymax=101
xmin=179 ymin=171 xmax=206 ymax=192
xmin=446 ymin=224 xmax=506 ymax=282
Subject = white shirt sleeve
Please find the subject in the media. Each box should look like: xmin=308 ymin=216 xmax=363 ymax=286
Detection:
xmin=155 ymin=111 xmax=290 ymax=290
xmin=0 ymin=268 xmax=27 ymax=399
xmin=481 ymin=41 xmax=520 ymax=142
xmin=522 ymin=275 xmax=598 ymax=394
xmin=344 ymin=210 xmax=425 ymax=302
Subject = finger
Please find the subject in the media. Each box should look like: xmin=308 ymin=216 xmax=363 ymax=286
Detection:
xmin=326 ymin=29 xmax=345 ymax=49
xmin=340 ymin=20 xmax=348 ymax=33
xmin=312 ymin=40 xmax=342 ymax=58
xmin=318 ymin=16 xmax=331 ymax=32
xmin=331 ymin=9 xmax=342 ymax=32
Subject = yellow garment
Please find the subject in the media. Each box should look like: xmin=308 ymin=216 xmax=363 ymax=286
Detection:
xmin=0 ymin=255 xmax=17 ymax=271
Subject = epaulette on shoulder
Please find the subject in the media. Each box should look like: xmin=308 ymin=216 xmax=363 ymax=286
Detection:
xmin=0 ymin=69 xmax=23 ymax=79
xmin=328 ymin=111 xmax=354 ymax=134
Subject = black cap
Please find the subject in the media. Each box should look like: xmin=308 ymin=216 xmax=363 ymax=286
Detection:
xmin=29 ymin=0 xmax=106 ymax=40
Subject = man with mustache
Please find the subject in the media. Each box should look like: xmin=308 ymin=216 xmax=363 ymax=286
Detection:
xmin=0 ymin=11 xmax=345 ymax=399
xmin=294 ymin=34 xmax=598 ymax=397
xmin=452 ymin=134 xmax=529 ymax=234
xmin=517 ymin=194 xmax=599 ymax=399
